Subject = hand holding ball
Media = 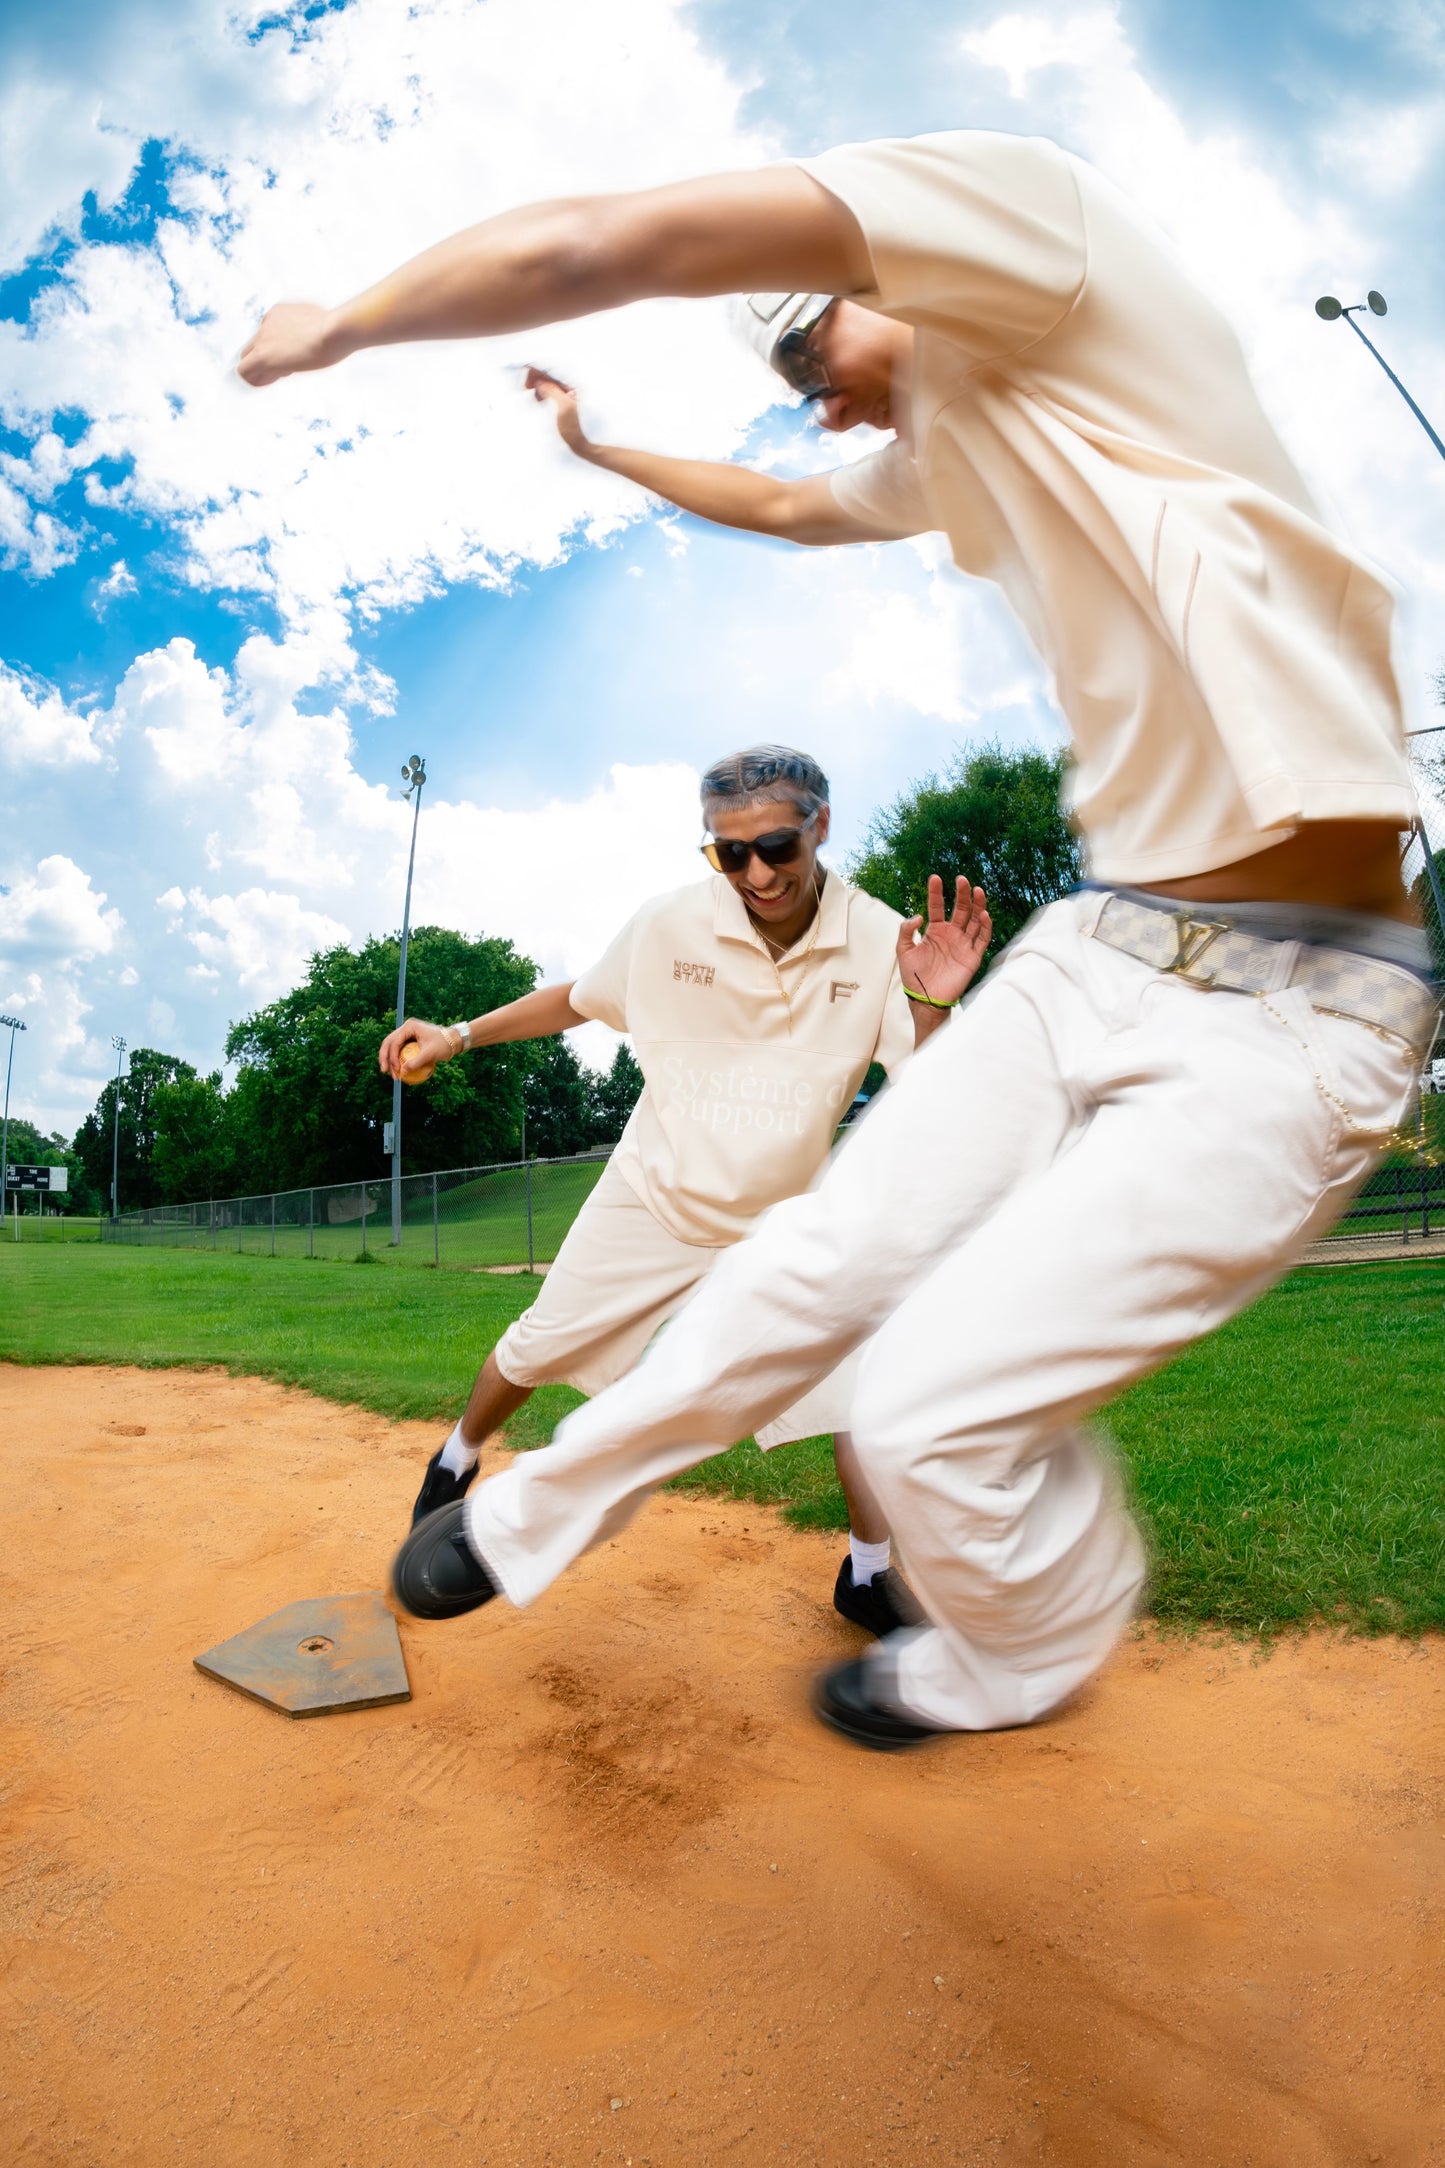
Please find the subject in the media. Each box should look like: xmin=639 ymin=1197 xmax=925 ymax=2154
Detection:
xmin=380 ymin=1017 xmax=456 ymax=1084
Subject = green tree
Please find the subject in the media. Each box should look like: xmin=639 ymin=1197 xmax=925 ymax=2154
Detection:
xmin=849 ymin=741 xmax=1081 ymax=965
xmin=73 ymin=1048 xmax=199 ymax=1211
xmin=150 ymin=1072 xmax=245 ymax=1203
xmin=592 ymin=1043 xmax=644 ymax=1143
xmin=224 ymin=925 xmax=537 ymax=1191
xmin=520 ymin=1035 xmax=605 ymax=1159
xmin=1409 ymin=847 xmax=1445 ymax=980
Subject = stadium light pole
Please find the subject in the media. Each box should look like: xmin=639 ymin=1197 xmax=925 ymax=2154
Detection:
xmin=110 ymin=1036 xmax=127 ymax=1222
xmin=1314 ymin=291 xmax=1445 ymax=466
xmin=391 ymin=755 xmax=426 ymax=1247
xmin=1 ymin=1014 xmax=26 ymax=1217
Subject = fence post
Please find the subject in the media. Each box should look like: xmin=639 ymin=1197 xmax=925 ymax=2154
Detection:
xmin=1394 ymin=1163 xmax=1406 ymax=1245
xmin=525 ymin=1157 xmax=534 ymax=1274
xmin=309 ymin=1189 xmax=315 ymax=1259
xmin=432 ymin=1172 xmax=439 ymax=1266
xmin=361 ymin=1187 xmax=368 ymax=1256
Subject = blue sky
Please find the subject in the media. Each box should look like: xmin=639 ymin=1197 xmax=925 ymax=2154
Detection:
xmin=3 ymin=0 xmax=1444 ymax=1138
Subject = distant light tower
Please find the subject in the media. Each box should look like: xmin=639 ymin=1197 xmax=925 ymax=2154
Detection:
xmin=390 ymin=755 xmax=426 ymax=1248
xmin=110 ymin=1035 xmax=127 ymax=1221
xmin=1 ymin=1013 xmax=26 ymax=1216
xmin=1314 ymin=290 xmax=1445 ymax=466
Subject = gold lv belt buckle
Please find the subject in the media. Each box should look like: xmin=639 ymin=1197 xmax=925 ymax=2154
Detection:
xmin=1163 ymin=912 xmax=1231 ymax=987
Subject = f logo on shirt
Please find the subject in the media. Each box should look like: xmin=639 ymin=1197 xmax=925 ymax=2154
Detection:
xmin=830 ymin=980 xmax=859 ymax=1002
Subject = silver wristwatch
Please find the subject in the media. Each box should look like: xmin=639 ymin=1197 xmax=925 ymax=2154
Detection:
xmin=448 ymin=1019 xmax=472 ymax=1053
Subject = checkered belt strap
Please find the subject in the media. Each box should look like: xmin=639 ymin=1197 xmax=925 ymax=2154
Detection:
xmin=1091 ymin=893 xmax=1440 ymax=1061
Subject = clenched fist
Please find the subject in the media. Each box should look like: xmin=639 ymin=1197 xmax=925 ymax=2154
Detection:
xmin=237 ymin=303 xmax=350 ymax=388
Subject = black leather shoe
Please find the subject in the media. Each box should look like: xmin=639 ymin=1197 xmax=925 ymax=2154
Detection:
xmin=392 ymin=1502 xmax=499 ymax=1620
xmin=410 ymin=1448 xmax=480 ymax=1529
xmin=811 ymin=1657 xmax=945 ymax=1752
xmin=832 ymin=1556 xmax=926 ymax=1638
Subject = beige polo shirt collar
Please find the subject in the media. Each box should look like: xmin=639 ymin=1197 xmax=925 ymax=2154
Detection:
xmin=711 ymin=867 xmax=851 ymax=958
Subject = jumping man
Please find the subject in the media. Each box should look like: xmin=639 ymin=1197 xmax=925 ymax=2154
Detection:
xmin=243 ymin=129 xmax=1434 ymax=1747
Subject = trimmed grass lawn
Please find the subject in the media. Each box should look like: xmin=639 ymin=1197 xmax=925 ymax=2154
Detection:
xmin=2 ymin=1242 xmax=1442 ymax=1634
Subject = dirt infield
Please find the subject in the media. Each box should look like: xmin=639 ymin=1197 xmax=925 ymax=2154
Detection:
xmin=3 ymin=1364 xmax=1443 ymax=2167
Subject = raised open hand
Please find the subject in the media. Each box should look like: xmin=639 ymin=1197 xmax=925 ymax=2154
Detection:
xmin=897 ymin=875 xmax=992 ymax=1009
xmin=524 ymin=367 xmax=591 ymax=456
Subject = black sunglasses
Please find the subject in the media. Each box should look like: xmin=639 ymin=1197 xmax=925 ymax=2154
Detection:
xmin=701 ymin=811 xmax=819 ymax=875
xmin=774 ymin=326 xmax=835 ymax=402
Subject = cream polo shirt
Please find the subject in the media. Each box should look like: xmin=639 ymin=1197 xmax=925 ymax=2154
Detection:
xmin=569 ymin=872 xmax=914 ymax=1245
xmin=802 ymin=132 xmax=1415 ymax=884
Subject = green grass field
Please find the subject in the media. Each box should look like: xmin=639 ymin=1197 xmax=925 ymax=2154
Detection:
xmin=2 ymin=1241 xmax=1442 ymax=1634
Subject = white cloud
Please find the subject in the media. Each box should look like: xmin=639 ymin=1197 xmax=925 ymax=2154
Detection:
xmin=0 ymin=856 xmax=122 ymax=962
xmin=170 ymin=885 xmax=351 ymax=997
xmin=0 ymin=0 xmax=781 ymax=641
xmin=0 ymin=966 xmax=104 ymax=1131
xmin=0 ymin=473 xmax=81 ymax=576
xmin=100 ymin=626 xmax=705 ymax=999
xmin=0 ymin=663 xmax=110 ymax=766
xmin=94 ymin=558 xmax=138 ymax=609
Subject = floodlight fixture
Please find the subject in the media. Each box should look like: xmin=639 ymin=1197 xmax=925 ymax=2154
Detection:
xmin=1314 ymin=287 xmax=1445 ymax=466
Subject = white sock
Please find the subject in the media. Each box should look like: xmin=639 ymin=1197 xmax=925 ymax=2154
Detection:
xmin=438 ymin=1422 xmax=479 ymax=1478
xmin=849 ymin=1534 xmax=891 ymax=1586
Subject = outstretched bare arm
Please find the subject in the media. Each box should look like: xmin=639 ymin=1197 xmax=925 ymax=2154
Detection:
xmin=378 ymin=983 xmax=584 ymax=1081
xmin=238 ymin=167 xmax=871 ymax=387
xmin=521 ymin=368 xmax=894 ymax=548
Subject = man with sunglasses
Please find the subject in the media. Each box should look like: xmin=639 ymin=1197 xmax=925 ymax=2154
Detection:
xmin=379 ymin=744 xmax=991 ymax=1638
xmin=247 ymin=129 xmax=1430 ymax=1749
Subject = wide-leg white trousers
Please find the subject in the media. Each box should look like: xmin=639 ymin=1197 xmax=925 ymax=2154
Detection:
xmin=468 ymin=894 xmax=1422 ymax=1730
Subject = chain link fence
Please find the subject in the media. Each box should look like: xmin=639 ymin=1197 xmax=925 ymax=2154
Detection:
xmin=4 ymin=1210 xmax=105 ymax=1244
xmin=99 ymin=1133 xmax=1445 ymax=1264
xmin=102 ymin=1149 xmax=613 ymax=1268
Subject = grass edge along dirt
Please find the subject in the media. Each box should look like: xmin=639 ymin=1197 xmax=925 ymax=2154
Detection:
xmin=2 ymin=1243 xmax=1443 ymax=1637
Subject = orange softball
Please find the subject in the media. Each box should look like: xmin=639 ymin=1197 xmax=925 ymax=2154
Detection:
xmin=398 ymin=1040 xmax=436 ymax=1085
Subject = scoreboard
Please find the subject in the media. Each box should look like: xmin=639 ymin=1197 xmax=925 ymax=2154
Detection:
xmin=4 ymin=1165 xmax=68 ymax=1192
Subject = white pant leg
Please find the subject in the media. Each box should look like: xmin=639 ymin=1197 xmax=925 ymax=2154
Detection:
xmin=862 ymin=949 xmax=1417 ymax=1728
xmin=469 ymin=917 xmax=1086 ymax=1603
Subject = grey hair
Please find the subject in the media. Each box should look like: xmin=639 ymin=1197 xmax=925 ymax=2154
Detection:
xmin=700 ymin=744 xmax=830 ymax=821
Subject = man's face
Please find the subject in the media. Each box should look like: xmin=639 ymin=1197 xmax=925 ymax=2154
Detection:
xmin=706 ymin=798 xmax=831 ymax=928
xmin=803 ymin=302 xmax=912 ymax=434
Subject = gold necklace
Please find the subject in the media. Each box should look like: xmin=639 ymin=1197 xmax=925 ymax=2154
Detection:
xmin=751 ymin=878 xmax=824 ymax=1036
